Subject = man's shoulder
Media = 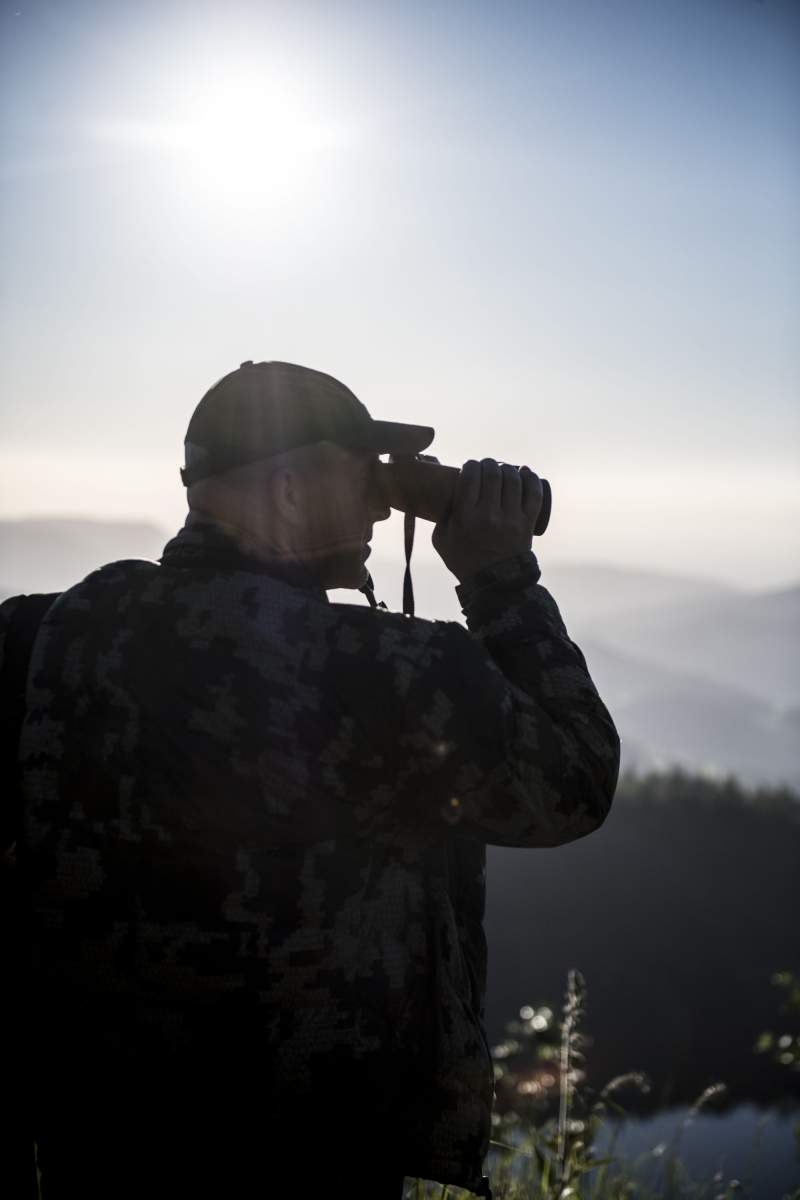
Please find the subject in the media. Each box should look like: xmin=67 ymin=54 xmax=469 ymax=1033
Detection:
xmin=38 ymin=559 xmax=162 ymax=615
xmin=3 ymin=562 xmax=174 ymax=651
xmin=35 ymin=561 xmax=330 ymax=649
xmin=328 ymin=600 xmax=463 ymax=640
xmin=326 ymin=596 xmax=470 ymax=648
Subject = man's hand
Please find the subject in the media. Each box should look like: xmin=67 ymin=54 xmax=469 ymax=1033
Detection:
xmin=432 ymin=459 xmax=544 ymax=584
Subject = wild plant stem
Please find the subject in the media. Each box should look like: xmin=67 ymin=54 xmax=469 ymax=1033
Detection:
xmin=557 ymin=970 xmax=576 ymax=1186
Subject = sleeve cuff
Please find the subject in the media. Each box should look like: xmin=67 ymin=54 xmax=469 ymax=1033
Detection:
xmin=455 ymin=551 xmax=541 ymax=610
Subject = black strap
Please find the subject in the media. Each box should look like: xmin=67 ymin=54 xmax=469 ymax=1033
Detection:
xmin=402 ymin=511 xmax=416 ymax=618
xmin=358 ymin=513 xmax=417 ymax=618
xmin=0 ymin=593 xmax=59 ymax=851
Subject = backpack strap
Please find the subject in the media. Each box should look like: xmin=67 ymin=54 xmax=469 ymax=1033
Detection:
xmin=0 ymin=592 xmax=60 ymax=851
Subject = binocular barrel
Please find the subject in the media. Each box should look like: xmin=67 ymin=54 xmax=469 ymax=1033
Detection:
xmin=380 ymin=456 xmax=551 ymax=536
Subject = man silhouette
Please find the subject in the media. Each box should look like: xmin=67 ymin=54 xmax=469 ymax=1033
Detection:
xmin=2 ymin=361 xmax=620 ymax=1198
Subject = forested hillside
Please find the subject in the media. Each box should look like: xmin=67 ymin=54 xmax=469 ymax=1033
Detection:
xmin=484 ymin=768 xmax=800 ymax=1112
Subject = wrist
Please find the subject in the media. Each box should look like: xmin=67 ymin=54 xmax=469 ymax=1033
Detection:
xmin=455 ymin=551 xmax=541 ymax=607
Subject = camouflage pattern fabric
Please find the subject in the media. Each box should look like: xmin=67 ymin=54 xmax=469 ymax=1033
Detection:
xmin=1 ymin=518 xmax=620 ymax=1193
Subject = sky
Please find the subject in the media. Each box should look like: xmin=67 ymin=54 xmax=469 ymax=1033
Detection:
xmin=1 ymin=0 xmax=798 ymax=591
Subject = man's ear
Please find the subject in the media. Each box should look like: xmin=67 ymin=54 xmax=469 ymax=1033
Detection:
xmin=267 ymin=466 xmax=303 ymax=527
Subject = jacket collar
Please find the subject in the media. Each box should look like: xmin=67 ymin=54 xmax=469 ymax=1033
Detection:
xmin=159 ymin=516 xmax=330 ymax=603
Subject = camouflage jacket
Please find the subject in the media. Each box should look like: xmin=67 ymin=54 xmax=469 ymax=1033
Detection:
xmin=0 ymin=520 xmax=620 ymax=1191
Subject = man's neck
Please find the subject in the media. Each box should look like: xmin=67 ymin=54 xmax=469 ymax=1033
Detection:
xmin=162 ymin=513 xmax=329 ymax=595
xmin=185 ymin=508 xmax=293 ymax=567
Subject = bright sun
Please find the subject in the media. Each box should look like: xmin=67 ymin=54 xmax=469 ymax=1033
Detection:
xmin=179 ymin=76 xmax=351 ymax=204
xmin=89 ymin=64 xmax=355 ymax=212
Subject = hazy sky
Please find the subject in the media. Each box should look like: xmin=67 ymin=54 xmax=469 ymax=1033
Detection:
xmin=1 ymin=0 xmax=798 ymax=589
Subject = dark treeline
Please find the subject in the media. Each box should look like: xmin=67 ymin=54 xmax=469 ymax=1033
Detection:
xmin=484 ymin=767 xmax=800 ymax=1113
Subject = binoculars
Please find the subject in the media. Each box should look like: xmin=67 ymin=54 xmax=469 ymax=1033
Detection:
xmin=377 ymin=455 xmax=552 ymax=535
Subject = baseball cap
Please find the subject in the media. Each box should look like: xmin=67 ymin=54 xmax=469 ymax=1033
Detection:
xmin=181 ymin=360 xmax=435 ymax=487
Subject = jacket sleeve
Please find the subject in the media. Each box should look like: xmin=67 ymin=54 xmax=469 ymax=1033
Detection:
xmin=323 ymin=551 xmax=620 ymax=848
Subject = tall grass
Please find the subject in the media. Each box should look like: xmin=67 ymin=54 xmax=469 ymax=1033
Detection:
xmin=400 ymin=969 xmax=800 ymax=1200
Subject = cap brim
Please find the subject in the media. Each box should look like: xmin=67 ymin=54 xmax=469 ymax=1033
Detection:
xmin=346 ymin=420 xmax=435 ymax=456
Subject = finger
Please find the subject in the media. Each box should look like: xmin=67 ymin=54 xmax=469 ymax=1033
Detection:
xmin=455 ymin=459 xmax=481 ymax=515
xmin=479 ymin=458 xmax=502 ymax=514
xmin=500 ymin=463 xmax=522 ymax=517
xmin=520 ymin=466 xmax=543 ymax=522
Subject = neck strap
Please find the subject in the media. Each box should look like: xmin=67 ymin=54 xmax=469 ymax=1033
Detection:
xmin=358 ymin=510 xmax=416 ymax=617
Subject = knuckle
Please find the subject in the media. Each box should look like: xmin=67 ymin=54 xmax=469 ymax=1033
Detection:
xmin=481 ymin=458 xmax=499 ymax=471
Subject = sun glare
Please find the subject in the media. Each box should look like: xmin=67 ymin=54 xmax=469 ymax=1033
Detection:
xmin=88 ymin=63 xmax=356 ymax=212
xmin=178 ymin=76 xmax=353 ymax=205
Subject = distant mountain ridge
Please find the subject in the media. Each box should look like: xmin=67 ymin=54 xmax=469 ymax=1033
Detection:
xmin=0 ymin=517 xmax=169 ymax=598
xmin=537 ymin=560 xmax=738 ymax=623
xmin=581 ymin=636 xmax=799 ymax=791
xmin=597 ymin=585 xmax=800 ymax=709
